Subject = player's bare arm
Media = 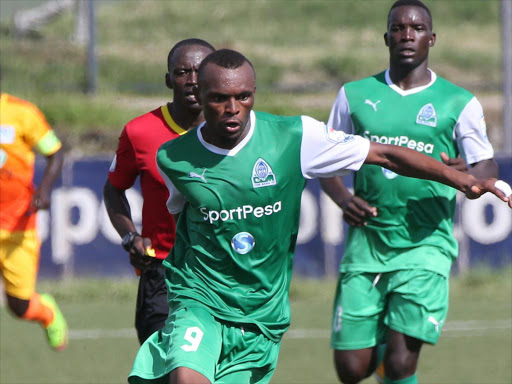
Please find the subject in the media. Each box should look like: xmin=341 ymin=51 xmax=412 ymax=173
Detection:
xmin=31 ymin=147 xmax=64 ymax=211
xmin=103 ymin=179 xmax=154 ymax=270
xmin=319 ymin=177 xmax=377 ymax=227
xmin=365 ymin=142 xmax=511 ymax=207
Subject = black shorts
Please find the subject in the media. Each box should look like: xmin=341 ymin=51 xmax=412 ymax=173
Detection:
xmin=135 ymin=261 xmax=168 ymax=344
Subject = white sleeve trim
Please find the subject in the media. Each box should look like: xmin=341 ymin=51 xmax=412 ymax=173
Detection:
xmin=300 ymin=116 xmax=370 ymax=179
xmin=327 ymin=86 xmax=354 ymax=134
xmin=157 ymin=159 xmax=186 ymax=214
xmin=454 ymin=97 xmax=494 ymax=165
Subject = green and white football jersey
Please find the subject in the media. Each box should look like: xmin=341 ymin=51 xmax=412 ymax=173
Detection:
xmin=328 ymin=69 xmax=494 ymax=276
xmin=157 ymin=110 xmax=369 ymax=342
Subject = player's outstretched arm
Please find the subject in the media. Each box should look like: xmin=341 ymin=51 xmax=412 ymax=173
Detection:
xmin=364 ymin=142 xmax=512 ymax=208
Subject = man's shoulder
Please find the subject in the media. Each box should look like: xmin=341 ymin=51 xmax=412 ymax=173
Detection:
xmin=158 ymin=126 xmax=197 ymax=151
xmin=254 ymin=110 xmax=301 ymax=124
xmin=254 ymin=111 xmax=307 ymax=143
xmin=254 ymin=111 xmax=305 ymax=135
xmin=3 ymin=93 xmax=42 ymax=115
xmin=344 ymin=71 xmax=386 ymax=90
xmin=342 ymin=72 xmax=387 ymax=103
xmin=156 ymin=127 xmax=198 ymax=169
xmin=433 ymin=75 xmax=474 ymax=99
xmin=3 ymin=93 xmax=29 ymax=107
xmin=125 ymin=106 xmax=165 ymax=131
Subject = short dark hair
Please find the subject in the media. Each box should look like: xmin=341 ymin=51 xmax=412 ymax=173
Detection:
xmin=167 ymin=38 xmax=215 ymax=71
xmin=197 ymin=49 xmax=254 ymax=83
xmin=387 ymin=0 xmax=432 ymax=29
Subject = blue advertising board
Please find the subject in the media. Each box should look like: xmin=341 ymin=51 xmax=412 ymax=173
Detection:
xmin=35 ymin=156 xmax=512 ymax=278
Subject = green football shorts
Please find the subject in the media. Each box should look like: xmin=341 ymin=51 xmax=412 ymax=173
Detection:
xmin=331 ymin=269 xmax=449 ymax=350
xmin=128 ymin=305 xmax=281 ymax=384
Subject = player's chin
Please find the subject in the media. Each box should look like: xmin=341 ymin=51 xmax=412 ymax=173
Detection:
xmin=396 ymin=57 xmax=418 ymax=66
xmin=185 ymin=101 xmax=201 ymax=111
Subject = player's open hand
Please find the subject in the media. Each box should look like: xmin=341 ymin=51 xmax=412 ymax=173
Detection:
xmin=466 ymin=178 xmax=512 ymax=208
xmin=441 ymin=152 xmax=468 ymax=173
xmin=129 ymin=236 xmax=155 ymax=271
xmin=341 ymin=195 xmax=378 ymax=227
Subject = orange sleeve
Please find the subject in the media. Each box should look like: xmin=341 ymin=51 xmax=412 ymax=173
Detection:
xmin=22 ymin=102 xmax=53 ymax=148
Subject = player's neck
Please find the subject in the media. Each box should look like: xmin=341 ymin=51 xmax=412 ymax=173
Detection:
xmin=388 ymin=62 xmax=431 ymax=91
xmin=167 ymin=102 xmax=204 ymax=131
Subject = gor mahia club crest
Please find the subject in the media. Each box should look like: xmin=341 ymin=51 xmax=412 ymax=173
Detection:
xmin=252 ymin=158 xmax=276 ymax=188
xmin=416 ymin=103 xmax=437 ymax=127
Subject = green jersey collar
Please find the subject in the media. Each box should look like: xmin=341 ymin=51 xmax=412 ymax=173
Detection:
xmin=385 ymin=68 xmax=437 ymax=96
xmin=196 ymin=110 xmax=256 ymax=156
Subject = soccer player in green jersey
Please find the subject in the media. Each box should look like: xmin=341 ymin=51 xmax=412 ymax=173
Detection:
xmin=321 ymin=1 xmax=501 ymax=383
xmin=128 ymin=48 xmax=510 ymax=384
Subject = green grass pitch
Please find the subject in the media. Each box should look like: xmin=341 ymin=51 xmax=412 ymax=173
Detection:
xmin=1 ymin=268 xmax=510 ymax=383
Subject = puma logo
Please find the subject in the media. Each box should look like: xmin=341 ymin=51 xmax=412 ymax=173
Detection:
xmin=365 ymin=99 xmax=381 ymax=112
xmin=189 ymin=169 xmax=207 ymax=183
xmin=428 ymin=316 xmax=443 ymax=332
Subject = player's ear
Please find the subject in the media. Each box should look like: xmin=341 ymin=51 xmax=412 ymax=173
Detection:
xmin=165 ymin=73 xmax=172 ymax=90
xmin=384 ymin=32 xmax=389 ymax=47
xmin=429 ymin=32 xmax=436 ymax=47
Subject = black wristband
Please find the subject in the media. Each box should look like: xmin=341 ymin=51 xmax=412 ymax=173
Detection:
xmin=121 ymin=231 xmax=139 ymax=251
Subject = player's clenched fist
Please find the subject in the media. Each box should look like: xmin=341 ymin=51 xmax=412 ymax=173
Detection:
xmin=129 ymin=236 xmax=155 ymax=271
xmin=341 ymin=195 xmax=378 ymax=227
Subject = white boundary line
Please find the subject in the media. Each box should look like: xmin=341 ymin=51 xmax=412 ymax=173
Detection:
xmin=68 ymin=319 xmax=512 ymax=340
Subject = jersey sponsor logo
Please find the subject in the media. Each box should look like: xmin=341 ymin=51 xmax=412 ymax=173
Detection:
xmin=364 ymin=99 xmax=381 ymax=112
xmin=416 ymin=103 xmax=437 ymax=127
xmin=189 ymin=168 xmax=207 ymax=183
xmin=326 ymin=127 xmax=355 ymax=144
xmin=252 ymin=158 xmax=276 ymax=188
xmin=231 ymin=232 xmax=255 ymax=254
xmin=382 ymin=167 xmax=398 ymax=179
xmin=109 ymin=155 xmax=117 ymax=172
xmin=0 ymin=149 xmax=6 ymax=168
xmin=200 ymin=201 xmax=282 ymax=224
xmin=0 ymin=125 xmax=15 ymax=144
xmin=363 ymin=131 xmax=434 ymax=154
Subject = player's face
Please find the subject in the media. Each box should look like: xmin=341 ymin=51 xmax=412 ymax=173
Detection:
xmin=196 ymin=62 xmax=256 ymax=149
xmin=385 ymin=5 xmax=435 ymax=68
xmin=166 ymin=45 xmax=213 ymax=112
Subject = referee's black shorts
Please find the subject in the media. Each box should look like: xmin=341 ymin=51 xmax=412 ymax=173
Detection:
xmin=135 ymin=260 xmax=168 ymax=344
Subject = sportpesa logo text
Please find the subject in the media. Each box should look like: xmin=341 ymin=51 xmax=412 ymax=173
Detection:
xmin=200 ymin=202 xmax=282 ymax=224
xmin=363 ymin=131 xmax=434 ymax=154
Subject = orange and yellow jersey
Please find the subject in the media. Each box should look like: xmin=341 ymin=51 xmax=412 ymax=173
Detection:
xmin=0 ymin=93 xmax=62 ymax=232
